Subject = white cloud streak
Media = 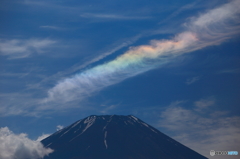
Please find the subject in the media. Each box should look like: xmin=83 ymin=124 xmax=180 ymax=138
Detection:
xmin=80 ymin=13 xmax=151 ymax=20
xmin=30 ymin=35 xmax=141 ymax=89
xmin=100 ymin=104 xmax=117 ymax=114
xmin=40 ymin=25 xmax=64 ymax=30
xmin=217 ymin=68 xmax=240 ymax=74
xmin=0 ymin=36 xmax=141 ymax=116
xmin=158 ymin=99 xmax=240 ymax=159
xmin=0 ymin=127 xmax=53 ymax=159
xmin=158 ymin=0 xmax=202 ymax=25
xmin=0 ymin=38 xmax=57 ymax=59
xmin=44 ymin=0 xmax=240 ymax=105
xmin=186 ymin=76 xmax=200 ymax=85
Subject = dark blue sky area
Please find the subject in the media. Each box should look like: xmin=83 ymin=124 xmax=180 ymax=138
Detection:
xmin=0 ymin=0 xmax=239 ymax=158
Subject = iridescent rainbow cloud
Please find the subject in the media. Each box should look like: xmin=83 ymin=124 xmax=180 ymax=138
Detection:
xmin=44 ymin=0 xmax=240 ymax=105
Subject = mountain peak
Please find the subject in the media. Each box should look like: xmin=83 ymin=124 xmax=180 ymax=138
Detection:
xmin=42 ymin=115 xmax=207 ymax=159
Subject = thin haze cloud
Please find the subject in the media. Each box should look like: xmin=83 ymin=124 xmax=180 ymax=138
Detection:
xmin=186 ymin=76 xmax=200 ymax=85
xmin=40 ymin=26 xmax=64 ymax=30
xmin=44 ymin=0 xmax=240 ymax=105
xmin=158 ymin=0 xmax=201 ymax=25
xmin=158 ymin=99 xmax=240 ymax=159
xmin=80 ymin=13 xmax=151 ymax=20
xmin=0 ymin=38 xmax=56 ymax=59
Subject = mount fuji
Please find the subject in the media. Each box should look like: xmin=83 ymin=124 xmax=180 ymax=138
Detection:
xmin=41 ymin=115 xmax=207 ymax=159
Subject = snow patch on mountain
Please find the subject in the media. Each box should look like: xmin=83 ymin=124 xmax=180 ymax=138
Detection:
xmin=84 ymin=116 xmax=96 ymax=125
xmin=82 ymin=116 xmax=96 ymax=133
xmin=60 ymin=129 xmax=71 ymax=137
xmin=70 ymin=116 xmax=96 ymax=141
xmin=130 ymin=115 xmax=138 ymax=121
xmin=103 ymin=115 xmax=113 ymax=130
xmin=141 ymin=122 xmax=149 ymax=127
xmin=104 ymin=131 xmax=108 ymax=149
xmin=71 ymin=120 xmax=82 ymax=128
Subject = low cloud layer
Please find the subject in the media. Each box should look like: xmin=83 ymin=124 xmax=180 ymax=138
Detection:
xmin=36 ymin=134 xmax=51 ymax=142
xmin=158 ymin=99 xmax=240 ymax=159
xmin=44 ymin=0 xmax=240 ymax=105
xmin=56 ymin=125 xmax=64 ymax=131
xmin=0 ymin=127 xmax=53 ymax=159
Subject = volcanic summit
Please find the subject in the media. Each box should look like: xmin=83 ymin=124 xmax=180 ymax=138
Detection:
xmin=42 ymin=115 xmax=207 ymax=159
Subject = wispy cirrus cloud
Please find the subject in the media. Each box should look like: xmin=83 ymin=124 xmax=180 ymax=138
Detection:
xmin=100 ymin=104 xmax=118 ymax=114
xmin=0 ymin=127 xmax=53 ymax=159
xmin=43 ymin=0 xmax=240 ymax=105
xmin=158 ymin=98 xmax=240 ymax=159
xmin=27 ymin=34 xmax=141 ymax=90
xmin=0 ymin=38 xmax=57 ymax=59
xmin=158 ymin=0 xmax=202 ymax=25
xmin=0 ymin=35 xmax=142 ymax=116
xmin=186 ymin=76 xmax=200 ymax=85
xmin=217 ymin=68 xmax=240 ymax=74
xmin=80 ymin=13 xmax=151 ymax=20
xmin=40 ymin=25 xmax=65 ymax=30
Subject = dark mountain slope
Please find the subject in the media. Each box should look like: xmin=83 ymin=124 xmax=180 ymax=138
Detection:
xmin=42 ymin=115 xmax=207 ymax=159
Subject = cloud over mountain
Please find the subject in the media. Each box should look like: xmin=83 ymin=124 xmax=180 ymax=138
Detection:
xmin=0 ymin=127 xmax=53 ymax=159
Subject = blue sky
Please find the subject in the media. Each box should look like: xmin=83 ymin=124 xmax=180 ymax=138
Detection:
xmin=0 ymin=0 xmax=240 ymax=158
